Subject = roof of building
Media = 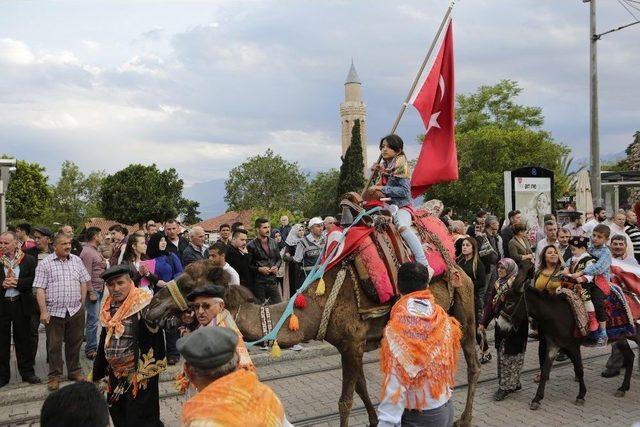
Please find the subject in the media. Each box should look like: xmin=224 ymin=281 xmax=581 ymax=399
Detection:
xmin=84 ymin=218 xmax=140 ymax=234
xmin=345 ymin=60 xmax=361 ymax=85
xmin=194 ymin=210 xmax=255 ymax=233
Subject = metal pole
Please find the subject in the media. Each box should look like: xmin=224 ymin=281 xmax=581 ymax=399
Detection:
xmin=0 ymin=191 xmax=6 ymax=233
xmin=364 ymin=2 xmax=455 ymax=193
xmin=589 ymin=0 xmax=601 ymax=208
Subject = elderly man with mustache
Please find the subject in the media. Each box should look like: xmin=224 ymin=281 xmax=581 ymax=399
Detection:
xmin=91 ymin=265 xmax=166 ymax=427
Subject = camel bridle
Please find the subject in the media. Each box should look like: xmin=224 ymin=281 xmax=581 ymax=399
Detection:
xmin=166 ymin=280 xmax=189 ymax=312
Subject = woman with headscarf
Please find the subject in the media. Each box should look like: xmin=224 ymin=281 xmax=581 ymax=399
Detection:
xmin=146 ymin=232 xmax=183 ymax=290
xmin=282 ymin=224 xmax=304 ymax=299
xmin=478 ymin=258 xmax=528 ymax=401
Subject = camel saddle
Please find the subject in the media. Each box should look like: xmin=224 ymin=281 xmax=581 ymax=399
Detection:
xmin=323 ymin=192 xmax=456 ymax=310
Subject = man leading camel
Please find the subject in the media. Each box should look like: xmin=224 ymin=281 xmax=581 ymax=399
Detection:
xmin=178 ymin=327 xmax=292 ymax=427
xmin=378 ymin=262 xmax=462 ymax=427
xmin=92 ymin=265 xmax=166 ymax=427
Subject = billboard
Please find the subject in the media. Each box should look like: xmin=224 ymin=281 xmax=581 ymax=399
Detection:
xmin=504 ymin=167 xmax=554 ymax=242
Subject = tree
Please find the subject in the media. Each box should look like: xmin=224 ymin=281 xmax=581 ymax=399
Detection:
xmin=421 ymin=81 xmax=569 ymax=219
xmin=336 ymin=119 xmax=365 ymax=202
xmin=179 ymin=199 xmax=202 ymax=225
xmin=304 ymin=169 xmax=340 ymax=218
xmin=100 ymin=164 xmax=187 ymax=228
xmin=224 ymin=149 xmax=308 ymax=213
xmin=47 ymin=161 xmax=106 ymax=230
xmin=3 ymin=158 xmax=51 ymax=223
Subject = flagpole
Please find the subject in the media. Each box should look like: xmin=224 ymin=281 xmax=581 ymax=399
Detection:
xmin=363 ymin=1 xmax=456 ymax=194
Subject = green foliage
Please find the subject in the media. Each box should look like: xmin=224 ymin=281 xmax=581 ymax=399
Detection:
xmin=456 ymin=80 xmax=544 ymax=133
xmin=100 ymin=164 xmax=186 ymax=227
xmin=554 ymin=153 xmax=577 ymax=197
xmin=422 ymin=81 xmax=569 ymax=218
xmin=4 ymin=158 xmax=51 ymax=223
xmin=304 ymin=169 xmax=340 ymax=218
xmin=44 ymin=161 xmax=105 ymax=230
xmin=179 ymin=199 xmax=202 ymax=225
xmin=336 ymin=119 xmax=365 ymax=202
xmin=224 ymin=149 xmax=308 ymax=213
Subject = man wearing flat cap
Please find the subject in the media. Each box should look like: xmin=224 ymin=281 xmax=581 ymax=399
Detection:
xmin=177 ymin=285 xmax=252 ymax=394
xmin=92 ymin=265 xmax=166 ymax=427
xmin=179 ymin=327 xmax=292 ymax=427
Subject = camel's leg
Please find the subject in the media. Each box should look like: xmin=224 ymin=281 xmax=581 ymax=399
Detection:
xmin=450 ymin=290 xmax=479 ymax=427
xmin=530 ymin=338 xmax=559 ymax=410
xmin=615 ymin=339 xmax=635 ymax=397
xmin=338 ymin=347 xmax=361 ymax=427
xmin=564 ymin=344 xmax=586 ymax=404
xmin=355 ymin=360 xmax=378 ymax=427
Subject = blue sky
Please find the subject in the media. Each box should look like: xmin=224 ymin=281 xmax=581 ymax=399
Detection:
xmin=0 ymin=1 xmax=638 ymax=215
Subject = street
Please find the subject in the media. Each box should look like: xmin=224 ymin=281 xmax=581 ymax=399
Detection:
xmin=0 ymin=330 xmax=638 ymax=426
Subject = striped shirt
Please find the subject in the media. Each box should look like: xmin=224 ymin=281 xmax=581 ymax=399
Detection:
xmin=625 ymin=224 xmax=640 ymax=256
xmin=33 ymin=253 xmax=90 ymax=318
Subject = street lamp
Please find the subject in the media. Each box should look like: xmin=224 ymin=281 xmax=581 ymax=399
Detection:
xmin=0 ymin=158 xmax=17 ymax=232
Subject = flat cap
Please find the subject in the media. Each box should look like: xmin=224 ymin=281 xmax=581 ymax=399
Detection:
xmin=177 ymin=326 xmax=238 ymax=370
xmin=569 ymin=236 xmax=589 ymax=249
xmin=100 ymin=265 xmax=132 ymax=283
xmin=33 ymin=227 xmax=53 ymax=238
xmin=186 ymin=284 xmax=226 ymax=301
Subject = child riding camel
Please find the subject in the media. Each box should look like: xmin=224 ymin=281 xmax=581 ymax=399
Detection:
xmin=564 ymin=229 xmax=611 ymax=347
xmin=370 ymin=134 xmax=432 ymax=275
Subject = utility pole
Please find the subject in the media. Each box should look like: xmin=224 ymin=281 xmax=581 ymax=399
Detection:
xmin=587 ymin=0 xmax=601 ymax=208
xmin=0 ymin=158 xmax=17 ymax=232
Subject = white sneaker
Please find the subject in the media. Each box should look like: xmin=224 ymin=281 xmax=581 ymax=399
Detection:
xmin=291 ymin=344 xmax=303 ymax=352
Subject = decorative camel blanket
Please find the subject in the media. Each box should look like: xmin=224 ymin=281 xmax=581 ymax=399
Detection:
xmin=611 ymin=258 xmax=640 ymax=320
xmin=559 ymin=283 xmax=635 ymax=339
xmin=323 ymin=210 xmax=454 ymax=304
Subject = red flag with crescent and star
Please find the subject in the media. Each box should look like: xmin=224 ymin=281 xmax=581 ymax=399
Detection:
xmin=409 ymin=19 xmax=458 ymax=198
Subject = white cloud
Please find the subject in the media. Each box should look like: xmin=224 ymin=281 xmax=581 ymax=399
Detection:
xmin=0 ymin=38 xmax=36 ymax=65
xmin=82 ymin=40 xmax=100 ymax=50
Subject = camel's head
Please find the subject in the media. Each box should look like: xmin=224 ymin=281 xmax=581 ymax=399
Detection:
xmin=145 ymin=259 xmax=253 ymax=328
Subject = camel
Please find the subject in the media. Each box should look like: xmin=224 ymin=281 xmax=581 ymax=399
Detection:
xmin=147 ymin=254 xmax=479 ymax=427
xmin=524 ymin=285 xmax=640 ymax=411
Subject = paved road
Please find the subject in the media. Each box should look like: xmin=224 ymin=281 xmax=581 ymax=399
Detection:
xmin=1 ymin=330 xmax=639 ymax=426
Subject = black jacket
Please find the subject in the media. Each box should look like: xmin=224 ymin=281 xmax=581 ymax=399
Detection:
xmin=226 ymin=245 xmax=254 ymax=290
xmin=0 ymin=253 xmax=37 ymax=316
xmin=166 ymin=237 xmax=189 ymax=261
xmin=92 ymin=306 xmax=166 ymax=402
xmin=247 ymin=237 xmax=282 ymax=286
xmin=501 ymin=226 xmax=515 ymax=258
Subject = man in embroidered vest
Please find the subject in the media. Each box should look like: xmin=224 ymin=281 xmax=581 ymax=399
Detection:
xmin=378 ymin=262 xmax=462 ymax=427
xmin=0 ymin=231 xmax=41 ymax=387
xmin=178 ymin=327 xmax=292 ymax=427
xmin=92 ymin=265 xmax=166 ymax=427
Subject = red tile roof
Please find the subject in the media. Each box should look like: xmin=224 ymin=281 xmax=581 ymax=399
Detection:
xmin=194 ymin=210 xmax=255 ymax=232
xmin=84 ymin=218 xmax=141 ymax=234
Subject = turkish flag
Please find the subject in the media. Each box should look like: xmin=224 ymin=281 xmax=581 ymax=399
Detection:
xmin=410 ymin=20 xmax=458 ymax=198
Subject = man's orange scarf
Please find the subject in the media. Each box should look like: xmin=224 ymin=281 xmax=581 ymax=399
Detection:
xmin=380 ymin=289 xmax=462 ymax=409
xmin=182 ymin=369 xmax=286 ymax=427
xmin=99 ymin=287 xmax=152 ymax=347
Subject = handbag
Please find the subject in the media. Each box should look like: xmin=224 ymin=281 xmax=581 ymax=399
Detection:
xmin=479 ymin=235 xmax=496 ymax=258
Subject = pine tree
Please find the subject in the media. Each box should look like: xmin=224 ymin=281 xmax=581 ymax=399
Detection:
xmin=336 ymin=119 xmax=366 ymax=203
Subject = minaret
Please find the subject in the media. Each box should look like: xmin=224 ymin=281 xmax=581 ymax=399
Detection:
xmin=340 ymin=60 xmax=368 ymax=167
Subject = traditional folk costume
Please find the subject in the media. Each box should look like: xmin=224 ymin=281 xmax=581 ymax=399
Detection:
xmin=480 ymin=259 xmax=527 ymax=397
xmin=565 ymin=236 xmax=609 ymax=345
xmin=92 ymin=265 xmax=166 ymax=427
xmin=378 ymin=289 xmax=462 ymax=427
xmin=178 ymin=326 xmax=292 ymax=427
